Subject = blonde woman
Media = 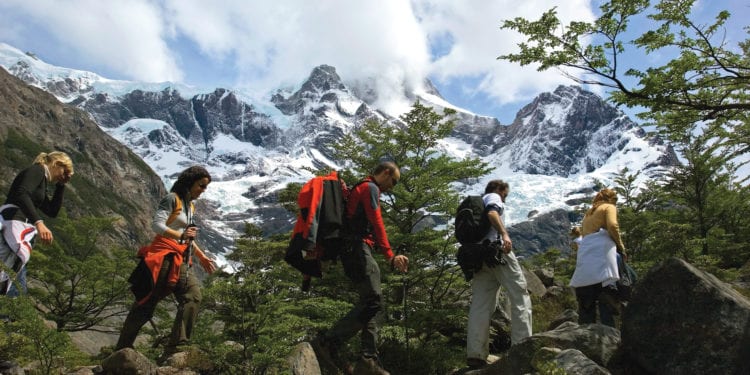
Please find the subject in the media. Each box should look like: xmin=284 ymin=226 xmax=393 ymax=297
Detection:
xmin=0 ymin=151 xmax=74 ymax=295
xmin=569 ymin=188 xmax=626 ymax=327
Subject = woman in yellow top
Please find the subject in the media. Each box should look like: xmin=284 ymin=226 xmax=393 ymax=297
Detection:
xmin=569 ymin=188 xmax=626 ymax=327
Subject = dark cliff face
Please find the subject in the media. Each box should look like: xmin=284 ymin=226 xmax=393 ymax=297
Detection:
xmin=0 ymin=67 xmax=165 ymax=247
xmin=82 ymin=87 xmax=282 ymax=149
xmin=451 ymin=85 xmax=679 ymax=177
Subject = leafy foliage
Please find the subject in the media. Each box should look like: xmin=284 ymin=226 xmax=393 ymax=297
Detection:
xmin=500 ymin=0 xmax=749 ymax=161
xmin=30 ymin=212 xmax=134 ymax=333
xmin=0 ymin=296 xmax=83 ymax=374
xmin=331 ymin=102 xmax=491 ymax=372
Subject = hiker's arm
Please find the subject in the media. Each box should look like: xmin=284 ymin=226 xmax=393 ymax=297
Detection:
xmin=192 ymin=244 xmax=216 ymax=274
xmin=13 ymin=165 xmax=46 ymax=224
xmin=487 ymin=210 xmax=511 ymax=253
xmin=604 ymin=204 xmax=626 ymax=255
xmin=363 ymin=184 xmax=393 ymax=259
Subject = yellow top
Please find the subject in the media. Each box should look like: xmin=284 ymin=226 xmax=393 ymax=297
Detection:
xmin=580 ymin=203 xmax=626 ymax=253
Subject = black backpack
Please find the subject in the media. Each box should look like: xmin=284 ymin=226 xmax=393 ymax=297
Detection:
xmin=454 ymin=195 xmax=490 ymax=245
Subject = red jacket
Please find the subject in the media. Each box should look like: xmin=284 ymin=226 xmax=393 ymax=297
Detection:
xmin=134 ymin=235 xmax=189 ymax=305
xmin=347 ymin=177 xmax=394 ymax=260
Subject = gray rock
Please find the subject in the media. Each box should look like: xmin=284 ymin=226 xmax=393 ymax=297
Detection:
xmin=534 ymin=268 xmax=555 ymax=287
xmin=547 ymin=308 xmax=579 ymax=331
xmin=288 ymin=342 xmax=322 ymax=375
xmin=523 ymin=266 xmax=547 ymax=297
xmin=622 ymin=257 xmax=750 ymax=375
xmin=101 ymin=348 xmax=158 ymax=375
xmin=554 ymin=349 xmax=610 ymax=375
xmin=479 ymin=322 xmax=620 ymax=374
xmin=509 ymin=209 xmax=572 ymax=256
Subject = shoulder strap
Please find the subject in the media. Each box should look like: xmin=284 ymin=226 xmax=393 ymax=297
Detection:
xmin=166 ymin=193 xmax=183 ymax=226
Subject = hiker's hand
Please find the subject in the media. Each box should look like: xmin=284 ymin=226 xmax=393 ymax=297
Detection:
xmin=502 ymin=234 xmax=512 ymax=254
xmin=58 ymin=170 xmax=73 ymax=184
xmin=391 ymin=255 xmax=408 ymax=273
xmin=199 ymin=255 xmax=217 ymax=274
xmin=36 ymin=221 xmax=53 ymax=244
xmin=182 ymin=225 xmax=198 ymax=241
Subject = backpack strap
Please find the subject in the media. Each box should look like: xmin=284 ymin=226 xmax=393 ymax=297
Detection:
xmin=166 ymin=193 xmax=195 ymax=226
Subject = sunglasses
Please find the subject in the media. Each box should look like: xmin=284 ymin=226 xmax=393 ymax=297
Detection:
xmin=199 ymin=183 xmax=209 ymax=189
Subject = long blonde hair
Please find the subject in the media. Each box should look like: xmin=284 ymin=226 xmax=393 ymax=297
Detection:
xmin=33 ymin=151 xmax=74 ymax=174
xmin=586 ymin=188 xmax=617 ymax=216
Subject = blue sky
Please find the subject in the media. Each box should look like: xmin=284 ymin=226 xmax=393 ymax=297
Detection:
xmin=0 ymin=0 xmax=747 ymax=123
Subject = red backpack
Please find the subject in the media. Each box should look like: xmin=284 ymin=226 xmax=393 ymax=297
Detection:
xmin=284 ymin=171 xmax=349 ymax=289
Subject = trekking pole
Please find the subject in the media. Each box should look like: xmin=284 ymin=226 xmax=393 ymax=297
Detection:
xmin=394 ymin=243 xmax=409 ymax=373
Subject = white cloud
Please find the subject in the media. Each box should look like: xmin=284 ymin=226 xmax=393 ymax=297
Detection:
xmin=1 ymin=0 xmax=597 ymax=110
xmin=1 ymin=0 xmax=182 ymax=82
xmin=414 ymin=0 xmax=596 ymax=104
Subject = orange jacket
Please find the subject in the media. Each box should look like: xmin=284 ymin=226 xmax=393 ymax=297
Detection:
xmin=135 ymin=235 xmax=189 ymax=305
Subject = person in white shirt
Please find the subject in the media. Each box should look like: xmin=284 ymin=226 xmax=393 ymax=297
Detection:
xmin=465 ymin=180 xmax=533 ymax=370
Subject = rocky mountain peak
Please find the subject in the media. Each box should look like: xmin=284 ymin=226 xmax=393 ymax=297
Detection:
xmin=496 ymin=85 xmax=675 ymax=176
xmin=301 ymin=64 xmax=346 ymax=94
xmin=271 ymin=64 xmax=350 ymax=116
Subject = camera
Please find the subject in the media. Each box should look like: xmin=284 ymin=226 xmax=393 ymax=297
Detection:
xmin=484 ymin=240 xmax=507 ymax=267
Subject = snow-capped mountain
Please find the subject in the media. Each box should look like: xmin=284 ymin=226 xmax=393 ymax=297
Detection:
xmin=0 ymin=42 xmax=677 ymax=255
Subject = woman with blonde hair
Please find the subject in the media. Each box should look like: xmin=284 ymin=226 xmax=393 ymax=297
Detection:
xmin=569 ymin=188 xmax=626 ymax=327
xmin=0 ymin=151 xmax=74 ymax=295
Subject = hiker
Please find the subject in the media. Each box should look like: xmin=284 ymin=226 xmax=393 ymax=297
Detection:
xmin=115 ymin=166 xmax=217 ymax=357
xmin=466 ymin=180 xmax=532 ymax=370
xmin=313 ymin=161 xmax=408 ymax=375
xmin=0 ymin=151 xmax=73 ymax=296
xmin=569 ymin=188 xmax=626 ymax=327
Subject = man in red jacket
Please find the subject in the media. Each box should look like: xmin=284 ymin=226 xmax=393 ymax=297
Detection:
xmin=313 ymin=161 xmax=408 ymax=375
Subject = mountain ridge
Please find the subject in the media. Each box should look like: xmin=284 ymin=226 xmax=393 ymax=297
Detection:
xmin=0 ymin=42 xmax=678 ymax=255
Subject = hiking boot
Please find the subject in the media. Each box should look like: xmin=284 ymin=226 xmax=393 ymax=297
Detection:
xmin=352 ymin=356 xmax=390 ymax=375
xmin=466 ymin=357 xmax=488 ymax=370
xmin=311 ymin=335 xmax=350 ymax=374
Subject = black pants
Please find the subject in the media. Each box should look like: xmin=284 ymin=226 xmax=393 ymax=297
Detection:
xmin=575 ymin=284 xmax=615 ymax=327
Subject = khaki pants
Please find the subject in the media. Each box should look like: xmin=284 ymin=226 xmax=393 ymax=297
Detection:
xmin=466 ymin=251 xmax=532 ymax=360
xmin=116 ymin=255 xmax=202 ymax=350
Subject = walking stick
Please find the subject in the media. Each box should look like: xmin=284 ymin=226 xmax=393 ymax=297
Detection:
xmin=394 ymin=243 xmax=409 ymax=373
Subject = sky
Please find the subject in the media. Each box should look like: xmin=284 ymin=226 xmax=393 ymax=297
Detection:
xmin=0 ymin=0 xmax=748 ymax=123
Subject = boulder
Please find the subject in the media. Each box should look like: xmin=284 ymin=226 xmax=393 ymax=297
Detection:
xmin=622 ymin=257 xmax=750 ymax=375
xmin=479 ymin=321 xmax=620 ymax=374
xmin=532 ymin=347 xmax=610 ymax=375
xmin=288 ymin=342 xmax=322 ymax=375
xmin=534 ymin=268 xmax=555 ymax=287
xmin=523 ymin=267 xmax=547 ymax=297
xmin=547 ymin=308 xmax=579 ymax=331
xmin=101 ymin=348 xmax=157 ymax=375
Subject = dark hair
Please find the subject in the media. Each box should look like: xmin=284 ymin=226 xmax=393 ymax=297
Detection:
xmin=484 ymin=179 xmax=509 ymax=194
xmin=372 ymin=161 xmax=399 ymax=176
xmin=170 ymin=166 xmax=211 ymax=202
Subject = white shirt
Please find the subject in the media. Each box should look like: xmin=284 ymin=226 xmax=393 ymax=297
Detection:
xmin=482 ymin=192 xmax=505 ymax=242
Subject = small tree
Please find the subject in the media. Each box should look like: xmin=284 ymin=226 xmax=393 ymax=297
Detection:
xmin=30 ymin=213 xmax=133 ymax=333
xmin=196 ymin=224 xmax=352 ymax=374
xmin=333 ymin=102 xmax=491 ymax=373
xmin=500 ymin=0 xmax=750 ymax=156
